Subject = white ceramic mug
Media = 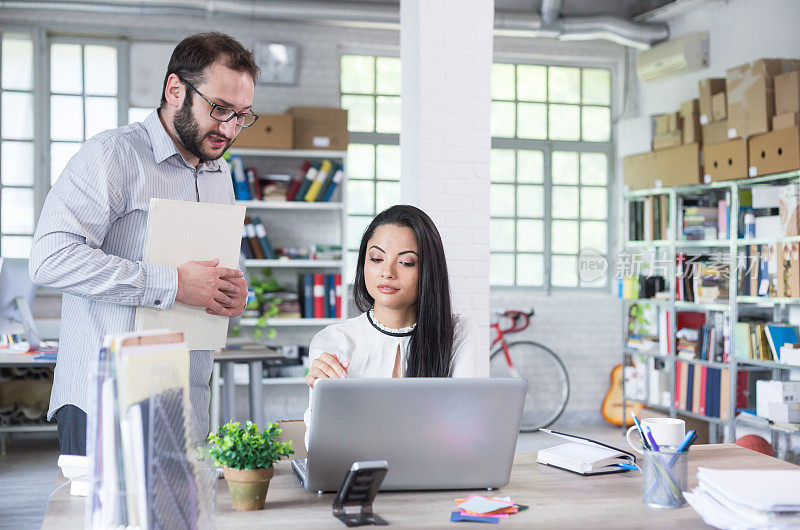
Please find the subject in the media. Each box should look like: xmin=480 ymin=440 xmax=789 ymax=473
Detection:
xmin=626 ymin=417 xmax=685 ymax=453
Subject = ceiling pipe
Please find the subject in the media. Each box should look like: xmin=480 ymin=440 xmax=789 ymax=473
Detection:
xmin=0 ymin=0 xmax=669 ymax=48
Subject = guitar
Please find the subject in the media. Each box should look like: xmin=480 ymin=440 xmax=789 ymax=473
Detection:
xmin=601 ymin=364 xmax=643 ymax=427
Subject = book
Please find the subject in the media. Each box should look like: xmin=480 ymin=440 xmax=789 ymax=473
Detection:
xmin=321 ymin=164 xmax=344 ymax=202
xmin=318 ymin=162 xmax=341 ymax=202
xmin=240 ymin=227 xmax=254 ymax=259
xmin=286 ymin=160 xmax=311 ymax=201
xmin=244 ymin=216 xmax=265 ymax=260
xmin=325 ymin=274 xmax=336 ymax=319
xmin=135 ymin=199 xmax=245 ymax=350
xmin=304 ymin=160 xmax=332 ymax=202
xmin=251 ymin=216 xmax=277 ymax=260
xmin=312 ymin=274 xmax=325 ymax=319
xmin=300 ymin=274 xmax=314 ymax=319
xmin=229 ymin=155 xmax=251 ymax=201
xmin=334 ymin=274 xmax=342 ymax=318
xmin=294 ymin=161 xmax=320 ymax=201
xmin=764 ymin=324 xmax=799 ymax=362
xmin=536 ymin=430 xmax=635 ymax=475
xmin=246 ymin=167 xmax=261 ymax=201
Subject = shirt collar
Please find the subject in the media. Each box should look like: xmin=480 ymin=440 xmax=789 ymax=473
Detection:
xmin=143 ymin=109 xmax=222 ymax=172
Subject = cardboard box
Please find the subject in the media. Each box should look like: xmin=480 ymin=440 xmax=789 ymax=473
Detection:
xmin=233 ymin=113 xmax=294 ymax=149
xmin=703 ymin=139 xmax=748 ymax=182
xmin=655 ymin=112 xmax=681 ymax=133
xmin=287 ymin=106 xmax=349 ymax=150
xmin=698 ymin=78 xmax=726 ymax=125
xmin=276 ymin=419 xmax=307 ymax=459
xmin=712 ymin=92 xmax=728 ymax=121
xmin=775 ymin=70 xmax=800 ymax=115
xmin=683 ymin=114 xmax=701 ymax=145
xmin=756 ymin=380 xmax=800 ymax=418
xmin=727 ymin=59 xmax=800 ymax=140
xmin=781 ymin=344 xmax=800 ymax=366
xmin=774 ymin=112 xmax=800 ymax=130
xmin=748 ymin=126 xmax=800 ymax=176
xmin=653 ymin=130 xmax=683 ymax=151
xmin=779 ymin=184 xmax=800 ymax=236
xmin=680 ymin=99 xmax=700 ymax=117
xmin=655 ymin=143 xmax=702 ymax=187
xmin=702 ymin=120 xmax=729 ymax=145
xmin=623 ymin=151 xmax=656 ymax=190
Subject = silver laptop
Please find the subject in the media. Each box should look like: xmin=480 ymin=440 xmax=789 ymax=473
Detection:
xmin=291 ymin=377 xmax=527 ymax=492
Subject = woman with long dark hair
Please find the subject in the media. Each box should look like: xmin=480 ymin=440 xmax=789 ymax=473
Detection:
xmin=302 ymin=205 xmax=486 ymax=441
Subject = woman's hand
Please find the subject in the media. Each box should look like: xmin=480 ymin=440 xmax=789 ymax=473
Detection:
xmin=306 ymin=353 xmax=350 ymax=387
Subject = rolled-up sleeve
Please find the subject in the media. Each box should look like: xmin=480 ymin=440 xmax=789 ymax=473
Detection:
xmin=29 ymin=139 xmax=178 ymax=309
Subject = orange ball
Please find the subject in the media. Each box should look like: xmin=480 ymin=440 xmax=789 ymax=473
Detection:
xmin=735 ymin=434 xmax=774 ymax=457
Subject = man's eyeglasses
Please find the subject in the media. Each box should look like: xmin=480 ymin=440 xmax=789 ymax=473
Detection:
xmin=179 ymin=77 xmax=258 ymax=128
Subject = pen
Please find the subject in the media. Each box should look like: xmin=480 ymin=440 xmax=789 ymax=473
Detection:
xmin=616 ymin=463 xmax=639 ymax=471
xmin=675 ymin=430 xmax=696 ymax=453
xmin=630 ymin=411 xmax=651 ymax=450
xmin=644 ymin=426 xmax=660 ymax=452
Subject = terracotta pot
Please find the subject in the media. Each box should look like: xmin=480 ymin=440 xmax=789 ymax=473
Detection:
xmin=224 ymin=466 xmax=275 ymax=511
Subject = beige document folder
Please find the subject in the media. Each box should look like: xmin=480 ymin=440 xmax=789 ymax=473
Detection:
xmin=134 ymin=198 xmax=245 ymax=350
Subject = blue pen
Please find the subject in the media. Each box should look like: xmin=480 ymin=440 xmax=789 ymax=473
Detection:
xmin=630 ymin=411 xmax=651 ymax=450
xmin=616 ymin=462 xmax=639 ymax=471
xmin=644 ymin=426 xmax=660 ymax=452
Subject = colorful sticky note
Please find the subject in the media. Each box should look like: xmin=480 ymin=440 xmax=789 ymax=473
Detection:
xmin=458 ymin=495 xmax=514 ymax=515
xmin=461 ymin=510 xmax=510 ymax=519
xmin=450 ymin=512 xmax=500 ymax=524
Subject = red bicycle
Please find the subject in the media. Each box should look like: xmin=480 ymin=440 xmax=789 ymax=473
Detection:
xmin=490 ymin=308 xmax=570 ymax=432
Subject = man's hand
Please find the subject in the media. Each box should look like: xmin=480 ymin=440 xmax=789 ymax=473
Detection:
xmin=176 ymin=259 xmax=244 ymax=316
xmin=206 ymin=276 xmax=248 ymax=318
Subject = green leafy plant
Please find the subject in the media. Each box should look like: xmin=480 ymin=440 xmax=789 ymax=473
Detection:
xmin=206 ymin=420 xmax=294 ymax=470
xmin=232 ymin=269 xmax=281 ymax=340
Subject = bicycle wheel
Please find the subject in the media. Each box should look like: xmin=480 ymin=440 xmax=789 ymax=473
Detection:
xmin=490 ymin=340 xmax=570 ymax=432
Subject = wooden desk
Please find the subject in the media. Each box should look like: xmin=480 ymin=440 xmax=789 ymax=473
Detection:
xmin=42 ymin=444 xmax=798 ymax=528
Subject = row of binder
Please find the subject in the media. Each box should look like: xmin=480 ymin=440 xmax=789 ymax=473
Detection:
xmin=229 ymin=155 xmax=343 ymax=203
xmin=298 ymin=273 xmax=342 ymax=319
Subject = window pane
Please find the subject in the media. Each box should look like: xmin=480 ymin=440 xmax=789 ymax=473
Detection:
xmin=517 ymin=254 xmax=543 ymax=286
xmin=128 ymin=107 xmax=151 ymax=124
xmin=376 ymin=145 xmax=400 ymax=181
xmin=517 ymin=103 xmax=546 ymax=140
xmin=51 ymin=43 xmax=82 ymax=94
xmin=50 ymin=142 xmax=81 ymax=184
xmin=517 ymin=150 xmax=543 ymax=184
xmin=1 ymin=141 xmax=34 ymax=186
xmin=580 ymin=187 xmax=607 ymax=220
xmin=341 ymin=95 xmax=375 ymax=133
xmin=581 ymin=221 xmax=607 ymax=252
xmin=490 ymin=149 xmax=515 ymax=183
xmin=552 ymin=186 xmax=579 ymax=218
xmin=548 ymin=104 xmax=580 ymax=141
xmin=1 ymin=235 xmax=32 ymax=258
xmin=517 ymin=65 xmax=546 ymax=102
xmin=376 ymin=181 xmax=400 ymax=212
xmin=580 ymin=152 xmax=607 ymax=185
xmin=490 ymin=101 xmax=515 ymax=138
xmin=548 ymin=66 xmax=580 ymax=104
xmin=375 ymin=95 xmax=400 ymax=134
xmin=490 ymin=219 xmax=514 ymax=251
xmin=517 ymin=219 xmax=543 ymax=252
xmin=552 ymin=220 xmax=579 ymax=253
xmin=1 ymin=92 xmax=34 ymax=140
xmin=552 ymin=254 xmax=578 ymax=287
xmin=347 ymin=180 xmax=374 ymax=215
xmin=491 ymin=63 xmax=515 ymax=100
xmin=517 ymin=185 xmax=543 ymax=218
xmin=84 ymin=45 xmax=117 ymax=96
xmin=51 ymin=95 xmax=84 ymax=141
xmin=346 ymin=144 xmax=374 ymax=180
xmin=347 ymin=215 xmax=372 ymax=250
xmin=1 ymin=187 xmax=34 ymax=233
xmin=490 ymin=184 xmax=515 ymax=217
xmin=2 ymin=34 xmax=33 ymax=90
xmin=340 ymin=55 xmax=374 ymax=94
xmin=376 ymin=57 xmax=401 ymax=95
xmin=85 ymin=97 xmax=118 ymax=138
xmin=582 ymin=68 xmax=610 ymax=105
xmin=552 ymin=151 xmax=578 ymax=184
xmin=582 ymin=106 xmax=611 ymax=142
xmin=490 ymin=254 xmax=514 ymax=286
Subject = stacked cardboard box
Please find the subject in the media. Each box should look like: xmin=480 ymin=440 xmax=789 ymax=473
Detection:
xmin=680 ymin=99 xmax=701 ymax=145
xmin=652 ymin=112 xmax=683 ymax=150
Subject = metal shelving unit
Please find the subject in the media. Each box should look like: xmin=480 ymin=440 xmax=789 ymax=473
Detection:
xmin=621 ymin=169 xmax=800 ymax=443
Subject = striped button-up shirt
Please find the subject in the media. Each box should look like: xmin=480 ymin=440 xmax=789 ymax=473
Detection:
xmin=30 ymin=109 xmax=235 ymax=433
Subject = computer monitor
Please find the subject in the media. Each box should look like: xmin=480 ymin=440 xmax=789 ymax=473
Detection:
xmin=0 ymin=257 xmax=40 ymax=349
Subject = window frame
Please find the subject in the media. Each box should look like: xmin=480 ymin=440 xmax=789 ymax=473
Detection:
xmin=489 ymin=57 xmax=618 ymax=293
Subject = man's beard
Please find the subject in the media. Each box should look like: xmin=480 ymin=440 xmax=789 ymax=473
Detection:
xmin=173 ymin=95 xmax=231 ymax=163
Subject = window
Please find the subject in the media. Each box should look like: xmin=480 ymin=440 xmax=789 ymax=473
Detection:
xmin=489 ymin=64 xmax=612 ymax=289
xmin=340 ymin=54 xmax=401 ymax=282
xmin=0 ymin=32 xmax=35 ymax=258
xmin=49 ymin=40 xmax=121 ymax=185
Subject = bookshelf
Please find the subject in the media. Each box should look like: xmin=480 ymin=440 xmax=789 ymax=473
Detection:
xmin=228 ymin=147 xmax=348 ymax=347
xmin=621 ymin=169 xmax=800 ymax=443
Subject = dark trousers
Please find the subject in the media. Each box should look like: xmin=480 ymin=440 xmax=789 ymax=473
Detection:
xmin=54 ymin=405 xmax=87 ymax=455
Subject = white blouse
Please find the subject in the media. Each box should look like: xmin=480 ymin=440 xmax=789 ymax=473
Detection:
xmin=303 ymin=311 xmax=487 ymax=447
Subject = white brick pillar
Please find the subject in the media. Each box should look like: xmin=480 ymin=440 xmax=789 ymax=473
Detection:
xmin=400 ymin=0 xmax=493 ymax=354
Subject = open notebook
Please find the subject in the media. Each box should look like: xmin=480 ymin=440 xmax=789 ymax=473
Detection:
xmin=537 ymin=429 xmax=636 ymax=475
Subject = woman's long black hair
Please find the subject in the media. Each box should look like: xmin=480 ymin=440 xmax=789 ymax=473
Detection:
xmin=353 ymin=205 xmax=455 ymax=378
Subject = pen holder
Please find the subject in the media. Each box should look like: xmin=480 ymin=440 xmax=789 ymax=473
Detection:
xmin=641 ymin=448 xmax=687 ymax=509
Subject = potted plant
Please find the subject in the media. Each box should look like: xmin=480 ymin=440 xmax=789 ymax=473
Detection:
xmin=207 ymin=420 xmax=294 ymax=511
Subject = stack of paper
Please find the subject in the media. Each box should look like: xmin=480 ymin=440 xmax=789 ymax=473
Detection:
xmin=685 ymin=468 xmax=800 ymax=529
xmin=450 ymin=495 xmax=527 ymax=523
